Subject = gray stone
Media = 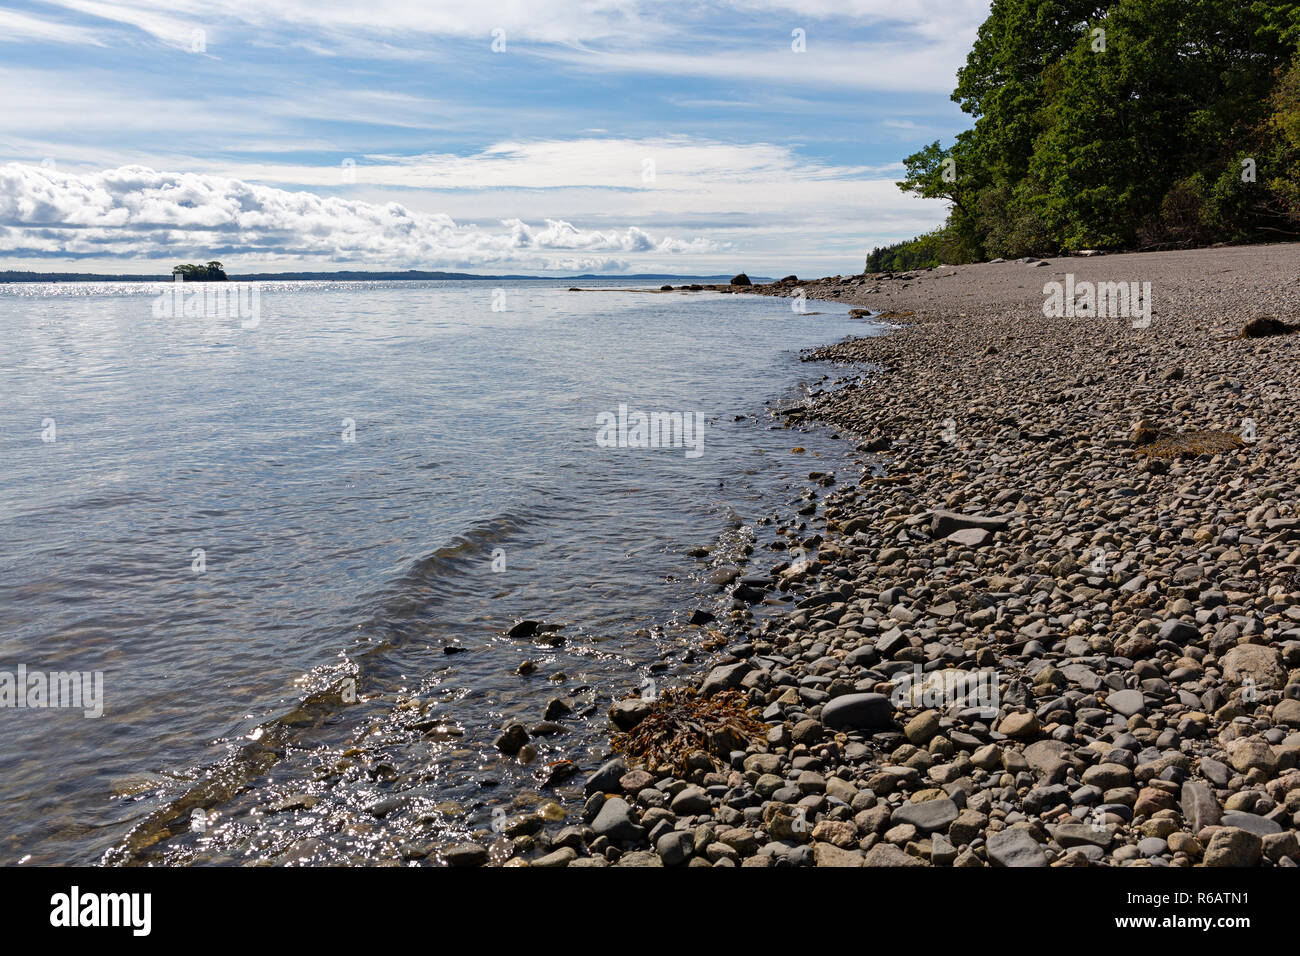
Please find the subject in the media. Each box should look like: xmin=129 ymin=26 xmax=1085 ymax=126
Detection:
xmin=1024 ymin=739 xmax=1071 ymax=775
xmin=1054 ymin=822 xmax=1113 ymax=849
xmin=931 ymin=833 xmax=958 ymax=866
xmin=947 ymin=528 xmax=990 ymax=548
xmin=1220 ymin=811 xmax=1283 ymax=837
xmin=892 ymin=797 xmax=959 ymax=833
xmin=1180 ymin=781 xmax=1221 ymax=832
xmin=1199 ymin=757 xmax=1231 ymax=788
xmin=930 ymin=510 xmax=1010 ymax=538
xmin=863 ymin=843 xmax=927 ymax=867
xmin=1106 ymin=689 xmax=1146 ymax=717
xmin=1138 ymin=837 xmax=1168 ymax=857
xmin=592 ymin=796 xmax=645 ymax=843
xmin=656 ymin=829 xmax=694 ymax=866
xmin=987 ymin=827 xmax=1048 ymax=867
xmin=608 ymin=698 xmax=653 ymax=729
xmin=670 ymin=785 xmax=712 ymax=816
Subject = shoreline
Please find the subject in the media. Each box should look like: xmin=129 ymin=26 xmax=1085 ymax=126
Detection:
xmin=72 ymin=288 xmax=869 ymax=868
xmin=510 ymin=243 xmax=1300 ymax=868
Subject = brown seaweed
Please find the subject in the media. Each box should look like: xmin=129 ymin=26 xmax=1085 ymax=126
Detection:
xmin=610 ymin=687 xmax=767 ymax=776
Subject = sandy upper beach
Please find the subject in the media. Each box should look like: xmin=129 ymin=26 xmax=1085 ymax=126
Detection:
xmin=749 ymin=243 xmax=1300 ymax=328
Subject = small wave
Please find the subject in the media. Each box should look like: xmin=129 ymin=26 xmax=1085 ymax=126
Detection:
xmin=102 ymin=507 xmax=538 ymax=864
xmin=355 ymin=507 xmax=536 ymax=622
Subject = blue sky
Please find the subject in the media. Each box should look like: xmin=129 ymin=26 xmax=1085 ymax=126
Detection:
xmin=0 ymin=1 xmax=990 ymax=276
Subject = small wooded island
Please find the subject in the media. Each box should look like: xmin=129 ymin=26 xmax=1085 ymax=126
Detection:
xmin=172 ymin=261 xmax=227 ymax=281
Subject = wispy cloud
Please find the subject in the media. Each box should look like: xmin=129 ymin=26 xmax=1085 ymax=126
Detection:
xmin=0 ymin=8 xmax=107 ymax=46
xmin=36 ymin=0 xmax=989 ymax=50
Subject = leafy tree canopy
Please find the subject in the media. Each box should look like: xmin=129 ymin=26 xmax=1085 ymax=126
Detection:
xmin=172 ymin=261 xmax=227 ymax=281
xmin=873 ymin=0 xmax=1300 ymax=269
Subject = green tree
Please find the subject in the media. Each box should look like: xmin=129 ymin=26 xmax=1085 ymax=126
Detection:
xmin=172 ymin=261 xmax=228 ymax=281
xmin=878 ymin=0 xmax=1300 ymax=261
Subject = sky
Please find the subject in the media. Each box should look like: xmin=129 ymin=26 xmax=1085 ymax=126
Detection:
xmin=0 ymin=0 xmax=991 ymax=277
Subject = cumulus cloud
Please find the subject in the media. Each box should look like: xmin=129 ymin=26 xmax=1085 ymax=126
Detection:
xmin=504 ymin=218 xmax=653 ymax=252
xmin=0 ymin=163 xmax=718 ymax=270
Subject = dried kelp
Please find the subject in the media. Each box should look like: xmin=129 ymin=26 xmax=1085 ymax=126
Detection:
xmin=610 ymin=687 xmax=767 ymax=775
xmin=1135 ymin=429 xmax=1245 ymax=459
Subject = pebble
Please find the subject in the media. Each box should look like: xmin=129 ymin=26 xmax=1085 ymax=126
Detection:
xmin=462 ymin=262 xmax=1300 ymax=867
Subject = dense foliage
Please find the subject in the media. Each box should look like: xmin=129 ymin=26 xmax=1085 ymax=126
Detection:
xmin=865 ymin=229 xmax=960 ymax=271
xmin=172 ymin=261 xmax=227 ymax=281
xmin=869 ymin=0 xmax=1300 ymax=269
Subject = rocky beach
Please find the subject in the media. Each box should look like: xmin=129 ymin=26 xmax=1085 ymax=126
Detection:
xmin=467 ymin=243 xmax=1300 ymax=868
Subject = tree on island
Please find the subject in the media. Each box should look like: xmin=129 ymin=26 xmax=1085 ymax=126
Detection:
xmin=172 ymin=261 xmax=228 ymax=281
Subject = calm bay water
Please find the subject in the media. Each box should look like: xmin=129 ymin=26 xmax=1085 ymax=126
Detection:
xmin=0 ymin=279 xmax=879 ymax=864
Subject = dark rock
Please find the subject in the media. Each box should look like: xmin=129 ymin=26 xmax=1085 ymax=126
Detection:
xmin=821 ymin=693 xmax=892 ymax=730
xmin=930 ymin=510 xmax=1010 ymax=538
xmin=1240 ymin=316 xmax=1294 ymax=338
xmin=1106 ymin=689 xmax=1146 ymax=717
xmin=441 ymin=842 xmax=488 ymax=867
xmin=591 ymin=796 xmax=645 ymax=843
xmin=507 ymin=620 xmax=542 ymax=638
xmin=544 ymin=697 xmax=574 ymax=720
xmin=700 ymin=661 xmax=752 ymax=696
xmin=1157 ymin=619 xmax=1199 ymax=644
xmin=493 ymin=723 xmax=529 ymax=755
xmin=585 ymin=757 xmax=628 ymax=796
xmin=670 ymin=786 xmax=712 ymax=815
xmin=656 ymin=829 xmax=693 ymax=866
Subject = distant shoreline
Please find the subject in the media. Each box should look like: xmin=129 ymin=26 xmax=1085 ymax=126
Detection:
xmin=0 ymin=269 xmax=773 ymax=284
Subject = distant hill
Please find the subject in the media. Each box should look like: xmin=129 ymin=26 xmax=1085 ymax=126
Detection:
xmin=0 ymin=269 xmax=771 ymax=283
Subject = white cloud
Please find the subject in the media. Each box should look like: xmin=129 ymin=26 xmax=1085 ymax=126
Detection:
xmin=0 ymin=163 xmax=719 ymax=271
xmin=0 ymin=9 xmax=107 ymax=46
xmin=0 ymin=127 xmax=954 ymax=274
xmin=198 ymin=137 xmax=935 ymax=237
